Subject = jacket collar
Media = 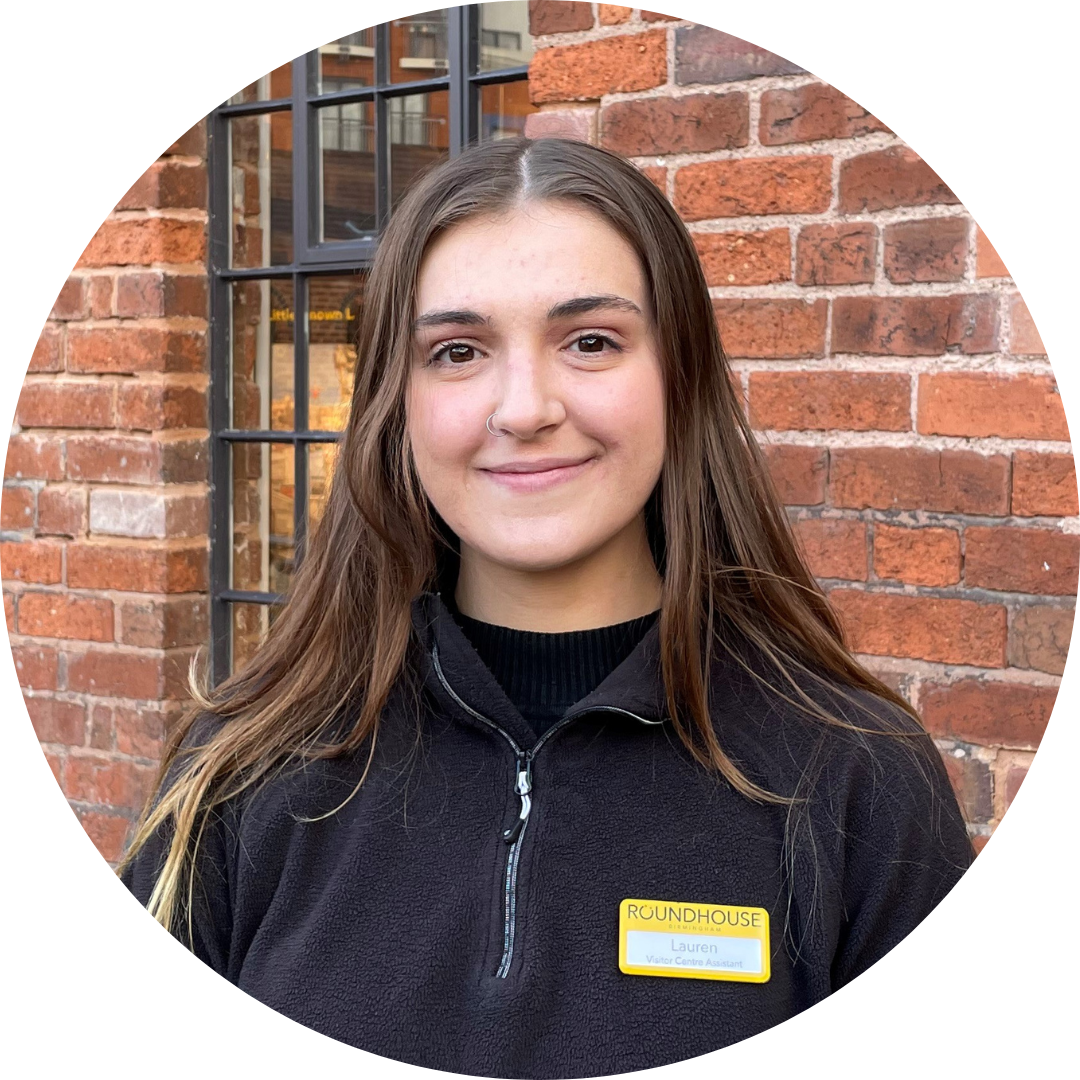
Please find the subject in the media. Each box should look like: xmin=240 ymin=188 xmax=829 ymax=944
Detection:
xmin=410 ymin=590 xmax=669 ymax=749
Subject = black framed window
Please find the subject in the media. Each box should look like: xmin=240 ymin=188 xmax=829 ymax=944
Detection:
xmin=207 ymin=4 xmax=536 ymax=681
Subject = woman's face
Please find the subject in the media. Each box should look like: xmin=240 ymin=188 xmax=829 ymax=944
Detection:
xmin=405 ymin=199 xmax=666 ymax=575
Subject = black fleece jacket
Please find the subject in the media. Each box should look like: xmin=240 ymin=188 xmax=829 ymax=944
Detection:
xmin=121 ymin=590 xmax=973 ymax=1078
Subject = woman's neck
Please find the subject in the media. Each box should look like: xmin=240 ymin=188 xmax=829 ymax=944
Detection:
xmin=452 ymin=517 xmax=662 ymax=631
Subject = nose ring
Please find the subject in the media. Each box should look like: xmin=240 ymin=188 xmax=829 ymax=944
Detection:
xmin=486 ymin=412 xmax=507 ymax=437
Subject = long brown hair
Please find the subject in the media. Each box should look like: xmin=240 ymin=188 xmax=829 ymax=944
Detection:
xmin=118 ymin=136 xmax=924 ymax=938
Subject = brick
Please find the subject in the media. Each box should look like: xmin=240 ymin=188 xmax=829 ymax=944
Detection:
xmin=51 ymin=277 xmax=88 ymax=321
xmin=1012 ymin=452 xmax=1078 ymax=517
xmin=1 ymin=485 xmax=35 ymax=530
xmin=88 ymin=276 xmax=114 ymax=319
xmin=760 ymin=84 xmax=890 ymax=145
xmin=162 ymin=646 xmax=201 ymax=698
xmin=601 ymin=93 xmax=749 ymax=156
xmin=66 ymin=327 xmax=205 ymax=375
xmin=62 ymin=753 xmax=158 ymax=808
xmin=829 ymin=448 xmax=1009 ymax=515
xmin=882 ymin=217 xmax=969 ymax=284
xmin=16 ymin=381 xmax=115 ymax=428
xmin=674 ymin=26 xmax=804 ymax=84
xmin=692 ymin=229 xmax=790 ymax=287
xmin=66 ymin=436 xmax=161 ymax=484
xmin=76 ymin=218 xmax=206 ymax=268
xmin=77 ymin=809 xmax=133 ymax=863
xmin=873 ymin=524 xmax=961 ymax=586
xmin=795 ymin=223 xmax=877 ymax=286
xmin=38 ymin=487 xmax=87 ymax=537
xmin=833 ymin=295 xmax=997 ymax=356
xmin=1009 ymin=604 xmax=1074 ymax=676
xmin=64 ymin=650 xmax=164 ymax=701
xmin=839 ymin=147 xmax=959 ymax=213
xmin=116 ymin=161 xmax=207 ymax=211
xmin=161 ymin=437 xmax=210 ymax=483
xmin=748 ymin=371 xmax=910 ymax=431
xmin=66 ymin=542 xmax=207 ymax=593
xmin=830 ymin=589 xmax=1006 ymax=666
xmin=114 ymin=702 xmax=174 ymax=758
xmin=941 ymin=750 xmax=993 ymax=823
xmin=793 ymin=517 xmax=867 ymax=580
xmin=11 ymin=645 xmax=59 ymax=690
xmin=528 ymin=0 xmax=593 ymax=35
xmin=523 ymin=107 xmax=597 ymax=144
xmin=598 ymin=4 xmax=631 ymax=24
xmin=18 ymin=592 xmax=114 ymax=642
xmin=116 ymin=381 xmax=207 ymax=432
xmin=921 ymin=679 xmax=1056 ymax=748
xmin=1009 ymin=295 xmax=1047 ymax=356
xmin=24 ymin=696 xmax=86 ymax=745
xmin=29 ymin=325 xmax=63 ymax=373
xmin=975 ymin=225 xmax=1008 ymax=278
xmin=917 ymin=373 xmax=1068 ymax=441
xmin=965 ymin=526 xmax=1079 ymax=596
xmin=713 ymin=299 xmax=827 ymax=359
xmin=119 ymin=596 xmax=209 ymax=649
xmin=635 ymin=163 xmax=667 ymax=193
xmin=1004 ymin=764 xmax=1028 ymax=809
xmin=164 ymin=120 xmax=206 ymax=158
xmin=116 ymin=272 xmax=207 ymax=319
xmin=762 ymin=444 xmax=827 ymax=505
xmin=89 ymin=704 xmax=114 ymax=751
xmin=4 ymin=590 xmax=13 ymax=632
xmin=4 ymin=435 xmax=64 ymax=482
xmin=640 ymin=9 xmax=679 ymax=19
xmin=89 ymin=489 xmax=208 ymax=539
xmin=529 ymin=30 xmax=667 ymax=103
xmin=0 ymin=540 xmax=63 ymax=584
xmin=971 ymin=834 xmax=989 ymax=855
xmin=674 ymin=156 xmax=832 ymax=220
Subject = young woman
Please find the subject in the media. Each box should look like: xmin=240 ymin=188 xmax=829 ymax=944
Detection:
xmin=120 ymin=136 xmax=973 ymax=1078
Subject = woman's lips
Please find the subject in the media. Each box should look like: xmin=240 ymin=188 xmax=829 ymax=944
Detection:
xmin=480 ymin=458 xmax=596 ymax=492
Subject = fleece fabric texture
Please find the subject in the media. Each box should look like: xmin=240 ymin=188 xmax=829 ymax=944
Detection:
xmin=121 ymin=590 xmax=974 ymax=1079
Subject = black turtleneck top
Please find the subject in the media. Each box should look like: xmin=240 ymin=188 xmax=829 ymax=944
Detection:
xmin=441 ymin=591 xmax=660 ymax=737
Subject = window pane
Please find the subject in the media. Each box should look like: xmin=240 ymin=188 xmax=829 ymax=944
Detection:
xmin=307 ymin=442 xmax=341 ymax=536
xmin=391 ymin=10 xmax=449 ymax=81
xmin=229 ymin=112 xmax=293 ymax=267
xmin=478 ymin=80 xmax=538 ymax=142
xmin=309 ymin=273 xmax=367 ymax=431
xmin=230 ymin=601 xmax=283 ymax=672
xmin=230 ymin=280 xmax=295 ymax=430
xmin=389 ymin=89 xmax=450 ymax=212
xmin=230 ymin=442 xmax=295 ymax=596
xmin=317 ymin=29 xmax=376 ymax=94
xmin=478 ymin=3 xmax=534 ymax=72
xmin=318 ymin=100 xmax=376 ymax=242
xmin=227 ymin=62 xmax=292 ymax=104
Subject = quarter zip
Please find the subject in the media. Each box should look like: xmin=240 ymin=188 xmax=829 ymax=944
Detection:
xmin=430 ymin=641 xmax=665 ymax=979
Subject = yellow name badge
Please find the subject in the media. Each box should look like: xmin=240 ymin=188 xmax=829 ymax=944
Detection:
xmin=618 ymin=898 xmax=771 ymax=983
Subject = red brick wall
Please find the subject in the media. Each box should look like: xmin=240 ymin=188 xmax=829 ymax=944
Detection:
xmin=3 ymin=122 xmax=210 ymax=863
xmin=524 ymin=3 xmax=1076 ymax=850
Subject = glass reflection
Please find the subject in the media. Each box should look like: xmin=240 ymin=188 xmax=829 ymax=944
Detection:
xmin=390 ymin=10 xmax=449 ymax=81
xmin=389 ymin=89 xmax=450 ymax=211
xmin=230 ymin=443 xmax=295 ymax=597
xmin=479 ymin=80 xmax=537 ymax=142
xmin=229 ymin=112 xmax=293 ymax=267
xmin=318 ymin=99 xmax=377 ymax=241
xmin=230 ymin=280 xmax=294 ymax=430
xmin=308 ymin=274 xmax=367 ymax=431
xmin=479 ymin=3 xmax=534 ymax=72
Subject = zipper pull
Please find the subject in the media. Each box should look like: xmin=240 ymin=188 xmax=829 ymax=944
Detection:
xmin=502 ymin=756 xmax=533 ymax=844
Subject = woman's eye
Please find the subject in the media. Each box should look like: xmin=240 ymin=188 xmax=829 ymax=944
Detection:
xmin=430 ymin=342 xmax=477 ymax=365
xmin=572 ymin=334 xmax=620 ymax=355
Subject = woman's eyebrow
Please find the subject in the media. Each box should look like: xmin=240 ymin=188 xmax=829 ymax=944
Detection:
xmin=413 ymin=295 xmax=642 ymax=332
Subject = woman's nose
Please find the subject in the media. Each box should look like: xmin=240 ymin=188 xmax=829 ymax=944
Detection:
xmin=489 ymin=350 xmax=565 ymax=438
